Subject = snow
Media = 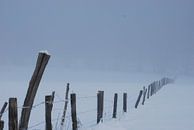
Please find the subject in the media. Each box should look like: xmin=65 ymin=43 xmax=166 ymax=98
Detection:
xmin=39 ymin=50 xmax=50 ymax=55
xmin=0 ymin=72 xmax=193 ymax=130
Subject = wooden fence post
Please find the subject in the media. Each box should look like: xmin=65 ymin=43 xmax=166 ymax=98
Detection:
xmin=70 ymin=93 xmax=77 ymax=130
xmin=0 ymin=102 xmax=8 ymax=120
xmin=135 ymin=90 xmax=143 ymax=109
xmin=147 ymin=85 xmax=150 ymax=99
xmin=61 ymin=83 xmax=70 ymax=129
xmin=123 ymin=93 xmax=127 ymax=112
xmin=97 ymin=91 xmax=104 ymax=124
xmin=112 ymin=93 xmax=118 ymax=118
xmin=150 ymin=84 xmax=153 ymax=96
xmin=45 ymin=94 xmax=54 ymax=130
xmin=0 ymin=120 xmax=4 ymax=130
xmin=142 ymin=88 xmax=147 ymax=105
xmin=19 ymin=52 xmax=50 ymax=130
xmin=9 ymin=98 xmax=18 ymax=130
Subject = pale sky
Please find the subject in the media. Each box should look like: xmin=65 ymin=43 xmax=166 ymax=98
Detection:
xmin=0 ymin=0 xmax=194 ymax=75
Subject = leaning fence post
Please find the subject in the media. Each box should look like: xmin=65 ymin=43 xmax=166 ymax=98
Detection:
xmin=0 ymin=102 xmax=8 ymax=120
xmin=61 ymin=83 xmax=70 ymax=129
xmin=0 ymin=120 xmax=4 ymax=130
xmin=112 ymin=93 xmax=118 ymax=118
xmin=71 ymin=93 xmax=77 ymax=130
xmin=9 ymin=98 xmax=18 ymax=130
xmin=135 ymin=90 xmax=143 ymax=109
xmin=19 ymin=52 xmax=50 ymax=130
xmin=97 ymin=91 xmax=104 ymax=124
xmin=45 ymin=94 xmax=54 ymax=130
xmin=123 ymin=93 xmax=127 ymax=112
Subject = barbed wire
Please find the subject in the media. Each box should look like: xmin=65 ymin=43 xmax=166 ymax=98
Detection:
xmin=1 ymin=77 xmax=174 ymax=130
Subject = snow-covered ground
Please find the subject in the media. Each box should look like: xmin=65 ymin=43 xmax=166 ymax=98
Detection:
xmin=83 ymin=76 xmax=194 ymax=130
xmin=0 ymin=71 xmax=193 ymax=130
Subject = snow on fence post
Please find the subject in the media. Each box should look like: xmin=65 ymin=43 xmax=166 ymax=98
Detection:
xmin=19 ymin=52 xmax=50 ymax=130
xmin=0 ymin=102 xmax=8 ymax=120
xmin=9 ymin=98 xmax=18 ymax=130
xmin=135 ymin=90 xmax=143 ymax=109
xmin=61 ymin=83 xmax=70 ymax=129
xmin=45 ymin=94 xmax=54 ymax=130
xmin=112 ymin=93 xmax=118 ymax=118
xmin=123 ymin=93 xmax=127 ymax=112
xmin=70 ymin=93 xmax=77 ymax=130
xmin=0 ymin=120 xmax=4 ymax=130
xmin=97 ymin=91 xmax=104 ymax=124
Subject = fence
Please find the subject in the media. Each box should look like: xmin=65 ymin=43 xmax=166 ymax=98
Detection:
xmin=0 ymin=52 xmax=174 ymax=130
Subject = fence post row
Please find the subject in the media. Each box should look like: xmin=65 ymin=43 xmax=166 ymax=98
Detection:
xmin=97 ymin=91 xmax=104 ymax=124
xmin=135 ymin=90 xmax=143 ymax=109
xmin=19 ymin=52 xmax=50 ymax=130
xmin=61 ymin=83 xmax=70 ymax=128
xmin=123 ymin=93 xmax=127 ymax=112
xmin=112 ymin=93 xmax=118 ymax=118
xmin=9 ymin=98 xmax=18 ymax=130
xmin=71 ymin=93 xmax=77 ymax=130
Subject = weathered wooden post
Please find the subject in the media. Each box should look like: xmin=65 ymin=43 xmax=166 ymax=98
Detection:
xmin=123 ymin=93 xmax=127 ymax=112
xmin=135 ymin=90 xmax=143 ymax=109
xmin=97 ymin=91 xmax=104 ymax=124
xmin=61 ymin=83 xmax=70 ymax=129
xmin=9 ymin=98 xmax=18 ymax=130
xmin=70 ymin=93 xmax=77 ymax=130
xmin=0 ymin=120 xmax=4 ymax=130
xmin=45 ymin=94 xmax=54 ymax=130
xmin=19 ymin=52 xmax=50 ymax=130
xmin=0 ymin=102 xmax=8 ymax=120
xmin=112 ymin=93 xmax=118 ymax=118
xmin=142 ymin=88 xmax=147 ymax=105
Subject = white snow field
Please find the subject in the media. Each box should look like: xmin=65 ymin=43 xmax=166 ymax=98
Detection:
xmin=0 ymin=71 xmax=193 ymax=130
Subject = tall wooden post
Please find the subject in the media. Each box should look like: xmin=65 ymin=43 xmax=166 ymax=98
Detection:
xmin=45 ymin=95 xmax=54 ymax=130
xmin=112 ymin=93 xmax=118 ymax=118
xmin=123 ymin=93 xmax=127 ymax=112
xmin=97 ymin=91 xmax=104 ymax=124
xmin=135 ymin=90 xmax=143 ymax=109
xmin=61 ymin=83 xmax=70 ymax=129
xmin=9 ymin=98 xmax=18 ymax=130
xmin=70 ymin=93 xmax=77 ymax=130
xmin=0 ymin=120 xmax=4 ymax=130
xmin=0 ymin=102 xmax=8 ymax=120
xmin=19 ymin=52 xmax=50 ymax=130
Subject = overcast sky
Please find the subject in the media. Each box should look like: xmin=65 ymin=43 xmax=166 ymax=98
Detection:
xmin=0 ymin=0 xmax=194 ymax=76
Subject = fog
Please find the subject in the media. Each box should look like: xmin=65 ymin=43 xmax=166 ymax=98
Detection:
xmin=0 ymin=0 xmax=194 ymax=78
